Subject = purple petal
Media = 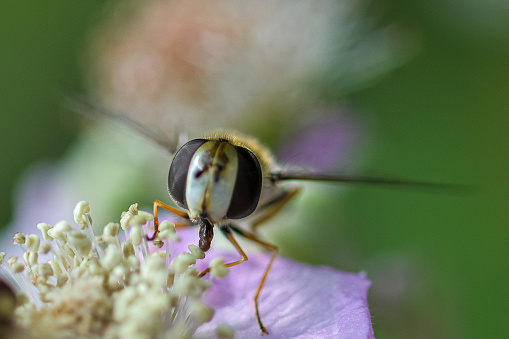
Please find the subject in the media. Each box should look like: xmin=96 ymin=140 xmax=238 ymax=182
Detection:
xmin=276 ymin=110 xmax=363 ymax=173
xmin=152 ymin=227 xmax=374 ymax=338
xmin=0 ymin=163 xmax=78 ymax=258
xmin=195 ymin=252 xmax=374 ymax=339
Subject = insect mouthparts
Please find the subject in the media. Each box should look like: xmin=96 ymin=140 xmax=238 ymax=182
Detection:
xmin=198 ymin=218 xmax=214 ymax=252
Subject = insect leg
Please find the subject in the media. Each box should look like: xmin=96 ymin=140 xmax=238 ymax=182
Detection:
xmin=230 ymin=225 xmax=278 ymax=335
xmin=249 ymin=186 xmax=301 ymax=232
xmin=148 ymin=200 xmax=190 ymax=240
xmin=198 ymin=224 xmax=274 ymax=334
xmin=198 ymin=225 xmax=248 ymax=277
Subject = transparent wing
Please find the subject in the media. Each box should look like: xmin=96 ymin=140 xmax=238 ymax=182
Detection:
xmin=63 ymin=90 xmax=179 ymax=154
xmin=271 ymin=171 xmax=469 ymax=194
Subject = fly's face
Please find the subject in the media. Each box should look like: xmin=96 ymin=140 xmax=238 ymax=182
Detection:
xmin=168 ymin=138 xmax=263 ymax=224
xmin=185 ymin=140 xmax=237 ymax=222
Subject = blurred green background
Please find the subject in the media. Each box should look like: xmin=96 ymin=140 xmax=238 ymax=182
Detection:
xmin=1 ymin=1 xmax=507 ymax=338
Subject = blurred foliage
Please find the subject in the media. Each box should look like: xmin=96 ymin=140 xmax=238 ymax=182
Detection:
xmin=0 ymin=1 xmax=108 ymax=227
xmin=346 ymin=1 xmax=509 ymax=338
xmin=1 ymin=1 xmax=508 ymax=339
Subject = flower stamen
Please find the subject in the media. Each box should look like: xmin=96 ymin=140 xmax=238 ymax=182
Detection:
xmin=1 ymin=201 xmax=232 ymax=338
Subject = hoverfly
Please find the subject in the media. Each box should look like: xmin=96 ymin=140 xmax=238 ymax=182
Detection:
xmin=66 ymin=93 xmax=456 ymax=335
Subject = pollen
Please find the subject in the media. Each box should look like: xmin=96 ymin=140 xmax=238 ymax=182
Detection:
xmin=0 ymin=201 xmax=232 ymax=338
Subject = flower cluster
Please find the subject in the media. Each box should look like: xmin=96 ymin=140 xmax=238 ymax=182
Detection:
xmin=0 ymin=201 xmax=233 ymax=339
xmin=0 ymin=200 xmax=376 ymax=338
xmin=86 ymin=0 xmax=404 ymax=137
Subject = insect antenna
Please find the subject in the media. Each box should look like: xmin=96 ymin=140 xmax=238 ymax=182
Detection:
xmin=62 ymin=90 xmax=179 ymax=153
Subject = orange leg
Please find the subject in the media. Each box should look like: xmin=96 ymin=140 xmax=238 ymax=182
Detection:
xmin=198 ymin=226 xmax=248 ymax=277
xmin=200 ymin=224 xmax=277 ymax=335
xmin=249 ymin=186 xmax=301 ymax=232
xmin=148 ymin=200 xmax=190 ymax=240
xmin=231 ymin=225 xmax=278 ymax=336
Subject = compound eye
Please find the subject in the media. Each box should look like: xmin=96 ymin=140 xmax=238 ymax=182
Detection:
xmin=168 ymin=139 xmax=207 ymax=209
xmin=226 ymin=146 xmax=263 ymax=219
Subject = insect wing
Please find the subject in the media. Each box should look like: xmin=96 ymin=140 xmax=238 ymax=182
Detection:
xmin=272 ymin=171 xmax=467 ymax=193
xmin=63 ymin=91 xmax=179 ymax=154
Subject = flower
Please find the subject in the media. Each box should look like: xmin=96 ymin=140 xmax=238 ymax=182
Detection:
xmin=85 ymin=0 xmax=405 ymax=138
xmin=196 ymin=254 xmax=374 ymax=339
xmin=275 ymin=109 xmax=365 ymax=173
xmin=0 ymin=201 xmax=374 ymax=338
xmin=1 ymin=202 xmax=230 ymax=338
